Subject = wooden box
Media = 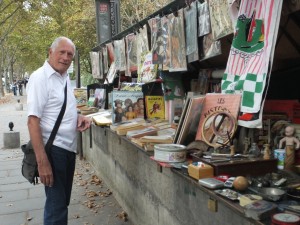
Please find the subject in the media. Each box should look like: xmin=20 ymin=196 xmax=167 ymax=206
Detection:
xmin=188 ymin=163 xmax=214 ymax=180
xmin=198 ymin=158 xmax=278 ymax=177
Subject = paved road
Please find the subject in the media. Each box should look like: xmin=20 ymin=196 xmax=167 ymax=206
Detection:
xmin=0 ymin=93 xmax=132 ymax=225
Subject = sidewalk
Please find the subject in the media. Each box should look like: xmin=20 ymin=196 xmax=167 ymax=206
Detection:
xmin=0 ymin=93 xmax=132 ymax=225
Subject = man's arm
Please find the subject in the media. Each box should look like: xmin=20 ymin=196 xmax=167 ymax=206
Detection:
xmin=27 ymin=116 xmax=54 ymax=187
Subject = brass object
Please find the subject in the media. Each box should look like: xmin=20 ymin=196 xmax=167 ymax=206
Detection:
xmin=263 ymin=144 xmax=271 ymax=160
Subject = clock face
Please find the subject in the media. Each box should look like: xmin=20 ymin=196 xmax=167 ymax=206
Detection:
xmin=273 ymin=213 xmax=300 ymax=222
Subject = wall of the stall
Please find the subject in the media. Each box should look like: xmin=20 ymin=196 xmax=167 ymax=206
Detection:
xmin=82 ymin=124 xmax=260 ymax=225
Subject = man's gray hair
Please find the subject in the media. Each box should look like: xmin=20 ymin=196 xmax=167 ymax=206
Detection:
xmin=50 ymin=37 xmax=76 ymax=56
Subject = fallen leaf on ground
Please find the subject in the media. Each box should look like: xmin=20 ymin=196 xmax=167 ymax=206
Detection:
xmin=117 ymin=211 xmax=128 ymax=221
xmin=73 ymin=214 xmax=80 ymax=219
xmin=86 ymin=190 xmax=98 ymax=198
xmin=90 ymin=175 xmax=102 ymax=185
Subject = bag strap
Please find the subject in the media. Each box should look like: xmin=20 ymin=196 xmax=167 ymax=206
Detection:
xmin=44 ymin=83 xmax=67 ymax=152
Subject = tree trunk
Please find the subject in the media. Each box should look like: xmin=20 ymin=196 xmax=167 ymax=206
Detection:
xmin=0 ymin=67 xmax=4 ymax=98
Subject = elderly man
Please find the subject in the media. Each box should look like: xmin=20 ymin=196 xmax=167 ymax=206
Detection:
xmin=26 ymin=37 xmax=91 ymax=225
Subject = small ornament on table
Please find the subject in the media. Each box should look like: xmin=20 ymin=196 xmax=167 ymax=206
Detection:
xmin=263 ymin=144 xmax=271 ymax=160
xmin=279 ymin=125 xmax=300 ymax=171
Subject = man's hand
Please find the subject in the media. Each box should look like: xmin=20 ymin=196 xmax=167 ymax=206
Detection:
xmin=37 ymin=152 xmax=53 ymax=187
xmin=77 ymin=115 xmax=91 ymax=132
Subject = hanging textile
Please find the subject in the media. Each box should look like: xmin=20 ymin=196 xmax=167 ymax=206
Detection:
xmin=221 ymin=0 xmax=283 ymax=128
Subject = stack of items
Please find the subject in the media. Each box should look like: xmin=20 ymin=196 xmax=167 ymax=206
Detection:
xmin=132 ymin=135 xmax=173 ymax=151
xmin=114 ymin=121 xmax=146 ymax=136
xmin=90 ymin=111 xmax=112 ymax=126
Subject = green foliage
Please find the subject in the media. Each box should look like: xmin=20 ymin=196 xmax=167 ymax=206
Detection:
xmin=0 ymin=0 xmax=171 ymax=89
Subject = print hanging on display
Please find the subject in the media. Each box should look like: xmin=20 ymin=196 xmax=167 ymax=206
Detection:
xmin=149 ymin=17 xmax=164 ymax=65
xmin=198 ymin=1 xmax=211 ymax=37
xmin=104 ymin=62 xmax=117 ymax=84
xmin=168 ymin=9 xmax=187 ymax=72
xmin=125 ymin=33 xmax=138 ymax=76
xmin=113 ymin=39 xmax=126 ymax=72
xmin=98 ymin=48 xmax=104 ymax=79
xmin=199 ymin=33 xmax=222 ymax=61
xmin=137 ymin=24 xmax=150 ymax=78
xmin=161 ymin=16 xmax=170 ymax=71
xmin=90 ymin=51 xmax=101 ymax=79
xmin=184 ymin=1 xmax=199 ymax=63
xmin=106 ymin=42 xmax=115 ymax=65
xmin=208 ymin=0 xmax=233 ymax=40
xmin=102 ymin=45 xmax=109 ymax=74
xmin=137 ymin=52 xmax=158 ymax=83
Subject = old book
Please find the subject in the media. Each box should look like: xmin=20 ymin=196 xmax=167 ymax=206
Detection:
xmin=114 ymin=118 xmax=146 ymax=135
xmin=145 ymin=96 xmax=165 ymax=119
xmin=126 ymin=127 xmax=158 ymax=139
xmin=139 ymin=135 xmax=173 ymax=144
xmin=94 ymin=88 xmax=106 ymax=109
xmin=92 ymin=111 xmax=112 ymax=126
xmin=195 ymin=93 xmax=241 ymax=147
xmin=116 ymin=123 xmax=146 ymax=136
xmin=112 ymin=90 xmax=144 ymax=123
xmin=110 ymin=118 xmax=145 ymax=131
xmin=157 ymin=127 xmax=176 ymax=137
xmin=173 ymin=95 xmax=192 ymax=143
xmin=177 ymin=96 xmax=205 ymax=145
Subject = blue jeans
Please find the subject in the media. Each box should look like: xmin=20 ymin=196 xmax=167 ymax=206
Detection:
xmin=44 ymin=145 xmax=76 ymax=225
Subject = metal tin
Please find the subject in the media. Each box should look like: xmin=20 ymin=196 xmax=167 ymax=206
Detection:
xmin=272 ymin=213 xmax=300 ymax=225
xmin=154 ymin=144 xmax=186 ymax=162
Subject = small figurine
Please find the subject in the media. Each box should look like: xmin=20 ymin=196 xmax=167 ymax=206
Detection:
xmin=263 ymin=144 xmax=271 ymax=160
xmin=279 ymin=125 xmax=300 ymax=171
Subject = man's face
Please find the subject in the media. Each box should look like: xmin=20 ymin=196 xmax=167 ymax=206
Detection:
xmin=48 ymin=39 xmax=74 ymax=75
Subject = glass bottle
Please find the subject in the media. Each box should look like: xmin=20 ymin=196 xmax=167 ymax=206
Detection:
xmin=249 ymin=142 xmax=261 ymax=158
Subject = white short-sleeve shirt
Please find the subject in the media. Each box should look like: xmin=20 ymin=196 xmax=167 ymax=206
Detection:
xmin=26 ymin=61 xmax=78 ymax=152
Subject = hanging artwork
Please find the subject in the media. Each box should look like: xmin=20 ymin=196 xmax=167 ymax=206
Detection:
xmin=184 ymin=1 xmax=199 ymax=63
xmin=137 ymin=52 xmax=158 ymax=83
xmin=208 ymin=0 xmax=233 ymax=40
xmin=137 ymin=24 xmax=150 ymax=78
xmin=198 ymin=1 xmax=211 ymax=37
xmin=125 ymin=33 xmax=138 ymax=76
xmin=104 ymin=62 xmax=117 ymax=84
xmin=221 ymin=0 xmax=283 ymax=128
xmin=199 ymin=33 xmax=222 ymax=61
xmin=113 ymin=39 xmax=126 ymax=72
xmin=102 ymin=45 xmax=109 ymax=74
xmin=161 ymin=16 xmax=170 ymax=71
xmin=106 ymin=42 xmax=115 ymax=65
xmin=149 ymin=17 xmax=165 ymax=65
xmin=90 ymin=51 xmax=100 ymax=79
xmin=99 ymin=48 xmax=103 ymax=79
xmin=168 ymin=9 xmax=187 ymax=72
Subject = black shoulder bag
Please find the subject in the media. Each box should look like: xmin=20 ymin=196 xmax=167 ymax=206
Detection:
xmin=21 ymin=83 xmax=67 ymax=185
